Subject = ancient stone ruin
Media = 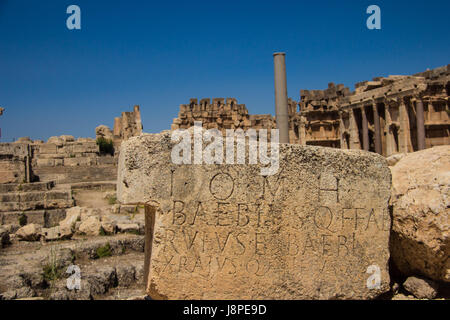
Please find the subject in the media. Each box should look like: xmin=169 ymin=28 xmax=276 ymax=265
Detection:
xmin=0 ymin=106 xmax=145 ymax=242
xmin=117 ymin=130 xmax=392 ymax=299
xmin=172 ymin=65 xmax=450 ymax=155
xmin=0 ymin=64 xmax=448 ymax=301
xmin=0 ymin=105 xmax=149 ymax=300
xmin=96 ymin=105 xmax=143 ymax=150
xmin=171 ymin=98 xmax=278 ymax=134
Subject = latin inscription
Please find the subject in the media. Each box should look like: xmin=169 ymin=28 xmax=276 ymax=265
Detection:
xmin=152 ymin=170 xmax=390 ymax=280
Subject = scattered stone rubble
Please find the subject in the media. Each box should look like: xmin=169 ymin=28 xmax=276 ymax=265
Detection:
xmin=0 ymin=66 xmax=449 ymax=300
xmin=0 ymin=234 xmax=145 ymax=300
xmin=6 ymin=205 xmax=144 ymax=243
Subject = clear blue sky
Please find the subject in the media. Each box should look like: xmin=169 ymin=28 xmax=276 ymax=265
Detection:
xmin=0 ymin=0 xmax=449 ymax=142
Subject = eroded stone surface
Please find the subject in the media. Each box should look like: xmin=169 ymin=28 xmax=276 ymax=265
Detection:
xmin=390 ymin=146 xmax=450 ymax=282
xmin=403 ymin=276 xmax=439 ymax=299
xmin=117 ymin=132 xmax=392 ymax=300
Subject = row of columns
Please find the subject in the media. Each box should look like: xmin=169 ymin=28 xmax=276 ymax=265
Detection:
xmin=359 ymin=98 xmax=426 ymax=154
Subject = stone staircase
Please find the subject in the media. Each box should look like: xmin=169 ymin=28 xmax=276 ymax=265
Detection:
xmin=0 ymin=234 xmax=145 ymax=300
xmin=0 ymin=181 xmax=74 ymax=228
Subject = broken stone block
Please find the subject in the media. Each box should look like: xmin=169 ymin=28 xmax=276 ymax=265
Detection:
xmin=100 ymin=215 xmax=117 ymax=234
xmin=60 ymin=206 xmax=82 ymax=232
xmin=47 ymin=137 xmax=64 ymax=146
xmin=117 ymin=223 xmax=140 ymax=234
xmin=78 ymin=216 xmax=102 ymax=236
xmin=38 ymin=144 xmax=58 ymax=154
xmin=117 ymin=132 xmax=392 ymax=300
xmin=16 ymin=224 xmax=42 ymax=241
xmin=41 ymin=225 xmax=73 ymax=241
xmin=60 ymin=135 xmax=75 ymax=143
xmin=403 ymin=276 xmax=439 ymax=299
xmin=390 ymin=146 xmax=450 ymax=283
xmin=86 ymin=266 xmax=117 ymax=295
xmin=1 ymin=287 xmax=35 ymax=300
xmin=96 ymin=125 xmax=114 ymax=141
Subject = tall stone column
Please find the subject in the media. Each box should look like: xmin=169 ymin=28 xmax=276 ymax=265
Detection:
xmin=372 ymin=102 xmax=382 ymax=155
xmin=299 ymin=115 xmax=307 ymax=146
xmin=415 ymin=99 xmax=426 ymax=150
xmin=361 ymin=106 xmax=369 ymax=151
xmin=399 ymin=98 xmax=411 ymax=153
xmin=339 ymin=112 xmax=347 ymax=149
xmin=384 ymin=104 xmax=393 ymax=156
xmin=134 ymin=105 xmax=143 ymax=134
xmin=385 ymin=102 xmax=398 ymax=157
xmin=349 ymin=109 xmax=360 ymax=149
xmin=273 ymin=52 xmax=290 ymax=144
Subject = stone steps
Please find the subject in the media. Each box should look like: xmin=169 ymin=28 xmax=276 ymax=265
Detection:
xmin=68 ymin=180 xmax=116 ymax=191
xmin=0 ymin=181 xmax=55 ymax=193
xmin=0 ymin=209 xmax=66 ymax=228
xmin=0 ymin=181 xmax=74 ymax=228
xmin=0 ymin=234 xmax=145 ymax=300
xmin=47 ymin=251 xmax=145 ymax=300
xmin=0 ymin=190 xmax=74 ymax=212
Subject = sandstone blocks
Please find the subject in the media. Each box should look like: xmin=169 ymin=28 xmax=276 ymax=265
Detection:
xmin=117 ymin=132 xmax=392 ymax=300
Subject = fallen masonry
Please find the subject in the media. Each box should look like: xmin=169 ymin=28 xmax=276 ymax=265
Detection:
xmin=0 ymin=64 xmax=448 ymax=300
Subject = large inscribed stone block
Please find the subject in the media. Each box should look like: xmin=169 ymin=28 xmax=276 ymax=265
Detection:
xmin=117 ymin=132 xmax=392 ymax=300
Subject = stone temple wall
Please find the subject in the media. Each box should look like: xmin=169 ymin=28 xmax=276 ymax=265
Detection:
xmin=171 ymin=98 xmax=273 ymax=133
xmin=31 ymin=136 xmax=117 ymax=184
xmin=171 ymin=65 xmax=450 ymax=157
xmin=0 ymin=143 xmax=32 ymax=184
xmin=335 ymin=65 xmax=449 ymax=156
xmin=171 ymin=97 xmax=299 ymax=142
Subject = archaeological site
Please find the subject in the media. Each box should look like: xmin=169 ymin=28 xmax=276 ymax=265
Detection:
xmin=0 ymin=61 xmax=448 ymax=301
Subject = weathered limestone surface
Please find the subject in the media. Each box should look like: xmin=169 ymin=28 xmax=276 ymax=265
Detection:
xmin=0 ymin=143 xmax=33 ymax=184
xmin=390 ymin=146 xmax=450 ymax=282
xmin=403 ymin=276 xmax=439 ymax=299
xmin=96 ymin=125 xmax=114 ymax=141
xmin=118 ymin=132 xmax=392 ymax=300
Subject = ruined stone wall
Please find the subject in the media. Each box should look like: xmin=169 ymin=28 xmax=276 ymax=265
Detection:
xmin=31 ymin=136 xmax=117 ymax=184
xmin=0 ymin=143 xmax=32 ymax=184
xmin=171 ymin=98 xmax=274 ymax=133
xmin=96 ymin=105 xmax=143 ymax=151
xmin=112 ymin=105 xmax=143 ymax=143
xmin=0 ymin=106 xmax=144 ymax=186
xmin=295 ymin=83 xmax=352 ymax=148
xmin=171 ymin=98 xmax=303 ymax=142
xmin=170 ymin=65 xmax=448 ymax=156
xmin=0 ymin=135 xmax=117 ymax=185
